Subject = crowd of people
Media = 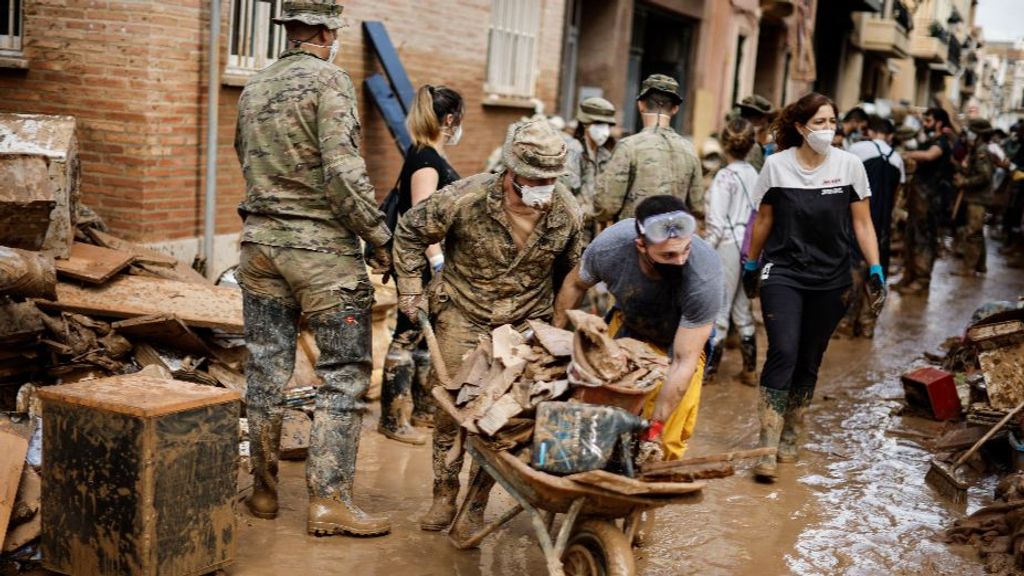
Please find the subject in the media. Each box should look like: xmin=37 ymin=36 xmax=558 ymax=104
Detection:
xmin=231 ymin=0 xmax=1021 ymax=541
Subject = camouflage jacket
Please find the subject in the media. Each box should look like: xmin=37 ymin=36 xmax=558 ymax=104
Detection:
xmin=561 ymin=138 xmax=613 ymax=219
xmin=234 ymin=49 xmax=390 ymax=255
xmin=592 ymin=126 xmax=704 ymax=223
xmin=959 ymin=144 xmax=995 ymax=204
xmin=745 ymin=142 xmax=765 ymax=172
xmin=393 ymin=172 xmax=584 ymax=327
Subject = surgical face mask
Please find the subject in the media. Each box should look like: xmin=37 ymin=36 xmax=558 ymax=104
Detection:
xmin=587 ymin=123 xmax=611 ymax=147
xmin=446 ymin=124 xmax=463 ymax=146
xmin=513 ymin=181 xmax=556 ymax=208
xmin=803 ymin=128 xmax=835 ymax=155
xmin=305 ymin=38 xmax=339 ymax=63
xmin=966 ymin=130 xmax=977 ymax=144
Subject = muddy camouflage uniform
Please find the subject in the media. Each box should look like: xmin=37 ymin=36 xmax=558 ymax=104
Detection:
xmin=234 ymin=34 xmax=391 ymax=526
xmin=394 ymin=120 xmax=583 ymax=532
xmin=958 ymin=120 xmax=995 ymax=274
xmin=593 ymin=75 xmax=703 ymax=223
xmin=901 ymin=133 xmax=952 ymax=290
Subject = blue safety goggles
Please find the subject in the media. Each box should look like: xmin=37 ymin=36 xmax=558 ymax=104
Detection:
xmin=637 ymin=210 xmax=696 ymax=244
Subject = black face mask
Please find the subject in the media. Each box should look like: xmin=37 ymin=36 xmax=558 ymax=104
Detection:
xmin=654 ymin=262 xmax=684 ymax=281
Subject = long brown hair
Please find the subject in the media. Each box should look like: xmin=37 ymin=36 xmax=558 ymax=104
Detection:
xmin=771 ymin=92 xmax=838 ymax=151
xmin=407 ymin=84 xmax=464 ymax=150
xmin=721 ymin=118 xmax=755 ymax=159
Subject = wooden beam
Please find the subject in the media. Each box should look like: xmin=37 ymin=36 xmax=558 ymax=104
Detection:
xmin=56 ymin=242 xmax=134 ymax=284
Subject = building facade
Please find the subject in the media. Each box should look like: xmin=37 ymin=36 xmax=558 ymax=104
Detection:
xmin=0 ymin=0 xmax=567 ymax=276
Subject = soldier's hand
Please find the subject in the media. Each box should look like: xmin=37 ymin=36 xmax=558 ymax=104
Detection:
xmin=367 ymin=245 xmax=392 ymax=275
xmin=866 ymin=264 xmax=887 ymax=317
xmin=398 ymin=293 xmax=425 ymax=320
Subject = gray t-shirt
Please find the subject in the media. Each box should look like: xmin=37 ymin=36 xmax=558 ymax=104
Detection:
xmin=579 ymin=219 xmax=722 ymax=349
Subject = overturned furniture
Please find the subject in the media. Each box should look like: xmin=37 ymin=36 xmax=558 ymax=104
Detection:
xmin=38 ymin=375 xmax=240 ymax=576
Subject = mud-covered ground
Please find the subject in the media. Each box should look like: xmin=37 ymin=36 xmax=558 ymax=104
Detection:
xmin=229 ymin=248 xmax=1024 ymax=576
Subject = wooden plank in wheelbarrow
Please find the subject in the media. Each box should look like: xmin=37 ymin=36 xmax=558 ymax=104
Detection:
xmin=566 ymin=470 xmax=704 ymax=496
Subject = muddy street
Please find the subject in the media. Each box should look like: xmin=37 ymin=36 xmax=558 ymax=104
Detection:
xmin=229 ymin=250 xmax=1023 ymax=576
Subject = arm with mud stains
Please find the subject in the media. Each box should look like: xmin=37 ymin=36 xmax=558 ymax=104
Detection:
xmin=317 ymin=71 xmax=391 ymax=248
xmin=393 ymin=182 xmax=462 ymax=296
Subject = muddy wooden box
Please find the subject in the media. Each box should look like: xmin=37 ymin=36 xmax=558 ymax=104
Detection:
xmin=38 ymin=375 xmax=241 ymax=576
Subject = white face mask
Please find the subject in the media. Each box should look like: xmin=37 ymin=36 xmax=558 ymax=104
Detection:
xmin=514 ymin=181 xmax=556 ymax=208
xmin=966 ymin=130 xmax=977 ymax=143
xmin=587 ymin=123 xmax=610 ymax=147
xmin=446 ymin=124 xmax=463 ymax=146
xmin=305 ymin=38 xmax=339 ymax=63
xmin=803 ymin=128 xmax=835 ymax=155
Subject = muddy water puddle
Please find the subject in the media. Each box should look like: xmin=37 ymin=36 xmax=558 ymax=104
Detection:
xmin=233 ymin=254 xmax=1024 ymax=575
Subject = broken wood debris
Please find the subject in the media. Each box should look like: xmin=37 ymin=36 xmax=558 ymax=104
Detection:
xmin=54 ymin=242 xmax=134 ymax=284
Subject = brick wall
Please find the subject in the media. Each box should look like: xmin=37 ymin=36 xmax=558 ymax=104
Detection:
xmin=0 ymin=0 xmax=566 ymax=243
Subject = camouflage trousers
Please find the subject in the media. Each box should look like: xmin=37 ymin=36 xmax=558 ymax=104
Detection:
xmin=902 ymin=181 xmax=940 ymax=285
xmin=960 ymin=202 xmax=988 ymax=274
xmin=237 ymin=242 xmax=375 ymax=499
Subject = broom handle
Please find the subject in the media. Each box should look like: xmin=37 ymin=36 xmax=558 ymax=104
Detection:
xmin=418 ymin=311 xmax=453 ymax=389
xmin=953 ymin=400 xmax=1024 ymax=468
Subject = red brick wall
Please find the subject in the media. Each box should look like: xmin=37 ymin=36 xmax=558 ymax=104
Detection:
xmin=0 ymin=0 xmax=566 ymax=243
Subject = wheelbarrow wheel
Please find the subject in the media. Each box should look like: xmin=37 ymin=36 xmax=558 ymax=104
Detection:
xmin=562 ymin=519 xmax=635 ymax=576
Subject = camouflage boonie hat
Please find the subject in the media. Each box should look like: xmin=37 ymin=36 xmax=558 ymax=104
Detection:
xmin=502 ymin=118 xmax=568 ymax=179
xmin=576 ymin=97 xmax=617 ymax=125
xmin=736 ymin=94 xmax=774 ymax=117
xmin=967 ymin=118 xmax=993 ymax=135
xmin=273 ymin=1 xmax=345 ymax=30
xmin=637 ymin=74 xmax=682 ymax=104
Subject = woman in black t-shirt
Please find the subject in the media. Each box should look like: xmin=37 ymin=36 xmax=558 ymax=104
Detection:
xmin=378 ymin=85 xmax=462 ymax=445
xmin=742 ymin=93 xmax=887 ymax=483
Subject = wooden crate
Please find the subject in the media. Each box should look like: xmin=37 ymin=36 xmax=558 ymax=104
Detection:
xmin=38 ymin=375 xmax=240 ymax=576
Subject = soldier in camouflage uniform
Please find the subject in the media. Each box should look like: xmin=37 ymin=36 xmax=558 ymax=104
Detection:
xmin=954 ymin=118 xmax=996 ymax=276
xmin=233 ymin=0 xmax=391 ymax=537
xmin=393 ymin=118 xmax=584 ymax=541
xmin=561 ymin=97 xmax=617 ymax=241
xmin=593 ymin=74 xmax=703 ymax=224
xmin=736 ymin=94 xmax=776 ymax=172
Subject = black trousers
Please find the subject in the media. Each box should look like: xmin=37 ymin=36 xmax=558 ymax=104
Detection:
xmin=760 ymin=283 xmax=850 ymax=392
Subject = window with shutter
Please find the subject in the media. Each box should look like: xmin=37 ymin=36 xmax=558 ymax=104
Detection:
xmin=0 ymin=0 xmax=22 ymax=55
xmin=227 ymin=0 xmax=288 ymax=75
xmin=485 ymin=0 xmax=542 ymax=100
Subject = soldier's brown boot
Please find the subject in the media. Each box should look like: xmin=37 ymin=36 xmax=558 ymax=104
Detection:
xmin=753 ymin=387 xmax=787 ymax=483
xmin=245 ymin=411 xmax=284 ymax=519
xmin=308 ymin=498 xmax=391 ymax=537
xmin=420 ymin=491 xmax=458 ymax=532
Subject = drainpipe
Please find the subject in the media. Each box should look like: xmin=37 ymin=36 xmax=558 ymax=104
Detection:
xmin=203 ymin=0 xmax=221 ymax=279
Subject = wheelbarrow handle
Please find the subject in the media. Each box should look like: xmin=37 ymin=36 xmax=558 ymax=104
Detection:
xmin=418 ymin=311 xmax=453 ymax=389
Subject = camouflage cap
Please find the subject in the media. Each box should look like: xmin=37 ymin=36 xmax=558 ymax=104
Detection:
xmin=736 ymin=94 xmax=774 ymax=117
xmin=576 ymin=97 xmax=617 ymax=125
xmin=502 ymin=118 xmax=568 ymax=179
xmin=967 ymin=118 xmax=993 ymax=135
xmin=637 ymin=74 xmax=682 ymax=104
xmin=273 ymin=1 xmax=345 ymax=30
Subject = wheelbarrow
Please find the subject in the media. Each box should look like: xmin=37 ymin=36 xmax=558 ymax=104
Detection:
xmin=420 ymin=313 xmax=705 ymax=576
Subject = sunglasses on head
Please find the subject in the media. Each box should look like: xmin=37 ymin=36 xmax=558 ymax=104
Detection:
xmin=637 ymin=210 xmax=696 ymax=244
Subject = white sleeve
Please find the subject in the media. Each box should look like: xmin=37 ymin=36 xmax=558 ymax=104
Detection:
xmin=704 ymin=171 xmax=732 ymax=247
xmin=895 ymin=153 xmax=906 ymax=184
xmin=850 ymin=156 xmax=872 ymax=200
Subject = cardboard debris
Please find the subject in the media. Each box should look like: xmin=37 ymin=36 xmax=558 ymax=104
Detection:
xmin=980 ymin=341 xmax=1024 ymax=411
xmin=527 ymin=320 xmax=573 ymax=357
xmin=55 ymin=242 xmax=134 ymax=284
xmin=36 ymin=275 xmax=244 ymax=332
xmin=0 ymin=428 xmax=29 ymax=542
xmin=112 ymin=314 xmax=210 ymax=357
xmin=207 ymin=363 xmax=246 ymax=394
xmin=3 ymin=511 xmax=40 ymax=553
xmin=0 ymin=301 xmax=45 ymax=346
xmin=567 ymin=309 xmax=630 ymax=382
xmin=10 ymin=466 xmax=40 ymax=527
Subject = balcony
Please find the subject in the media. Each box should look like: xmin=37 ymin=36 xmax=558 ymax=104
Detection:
xmin=910 ymin=34 xmax=949 ymax=63
xmin=852 ymin=13 xmax=910 ymax=59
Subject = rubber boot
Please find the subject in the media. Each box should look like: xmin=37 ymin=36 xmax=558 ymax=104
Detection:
xmin=242 ymin=291 xmax=300 ymax=520
xmin=704 ymin=340 xmax=723 ymax=383
xmin=246 ymin=411 xmax=283 ymax=519
xmin=778 ymin=386 xmax=813 ymax=463
xmin=306 ymin=308 xmax=390 ymax=537
xmin=411 ymin=348 xmax=436 ymax=428
xmin=420 ymin=411 xmax=463 ymax=531
xmin=753 ymin=386 xmax=788 ymax=483
xmin=448 ymin=463 xmax=495 ymax=549
xmin=738 ymin=335 xmax=758 ymax=387
xmin=378 ymin=346 xmax=426 ymax=445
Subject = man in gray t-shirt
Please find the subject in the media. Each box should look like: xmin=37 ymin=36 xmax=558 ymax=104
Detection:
xmin=554 ymin=195 xmax=723 ymax=460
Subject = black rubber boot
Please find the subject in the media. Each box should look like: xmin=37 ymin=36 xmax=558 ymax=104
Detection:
xmin=704 ymin=340 xmax=724 ymax=383
xmin=753 ymin=386 xmax=788 ymax=483
xmin=411 ymin=348 xmax=436 ymax=428
xmin=378 ymin=345 xmax=426 ymax=445
xmin=305 ymin=307 xmax=390 ymax=537
xmin=242 ymin=292 xmax=299 ymax=520
xmin=739 ymin=335 xmax=758 ymax=387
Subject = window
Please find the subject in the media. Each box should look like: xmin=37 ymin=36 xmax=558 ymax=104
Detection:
xmin=227 ymin=0 xmax=287 ymax=75
xmin=485 ymin=0 xmax=542 ymax=100
xmin=0 ymin=0 xmax=22 ymax=55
